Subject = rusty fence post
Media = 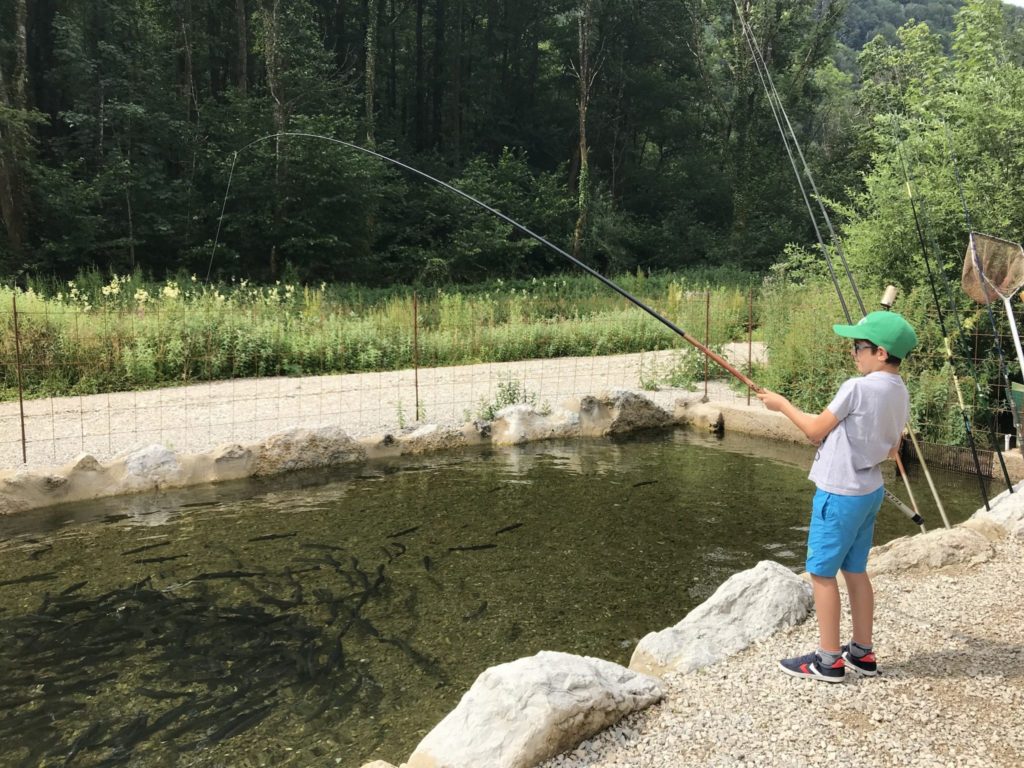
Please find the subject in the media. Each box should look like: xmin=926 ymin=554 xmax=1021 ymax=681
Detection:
xmin=704 ymin=290 xmax=710 ymax=401
xmin=747 ymin=285 xmax=754 ymax=406
xmin=413 ymin=291 xmax=421 ymax=420
xmin=12 ymin=292 xmax=28 ymax=464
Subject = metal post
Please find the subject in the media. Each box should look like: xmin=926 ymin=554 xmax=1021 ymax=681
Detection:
xmin=12 ymin=293 xmax=28 ymax=464
xmin=704 ymin=290 xmax=710 ymax=401
xmin=747 ymin=285 xmax=753 ymax=406
xmin=413 ymin=291 xmax=420 ymax=421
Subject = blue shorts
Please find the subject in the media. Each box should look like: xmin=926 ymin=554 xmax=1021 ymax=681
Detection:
xmin=806 ymin=487 xmax=884 ymax=577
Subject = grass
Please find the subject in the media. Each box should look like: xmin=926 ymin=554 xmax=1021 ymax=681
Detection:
xmin=1 ymin=269 xmax=761 ymax=400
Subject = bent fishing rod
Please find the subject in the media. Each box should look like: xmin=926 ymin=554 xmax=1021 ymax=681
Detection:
xmin=208 ymin=131 xmax=760 ymax=391
xmin=211 ymin=133 xmax=924 ymax=527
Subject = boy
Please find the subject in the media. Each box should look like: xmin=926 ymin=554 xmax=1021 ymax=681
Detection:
xmin=757 ymin=310 xmax=917 ymax=682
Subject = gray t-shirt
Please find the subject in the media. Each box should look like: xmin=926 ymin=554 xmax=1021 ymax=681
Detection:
xmin=808 ymin=371 xmax=910 ymax=496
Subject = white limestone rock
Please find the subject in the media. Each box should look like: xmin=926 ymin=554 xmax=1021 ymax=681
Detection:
xmin=868 ymin=526 xmax=994 ymax=574
xmin=254 ymin=427 xmax=365 ymax=476
xmin=122 ymin=445 xmax=182 ymax=491
xmin=629 ymin=560 xmax=812 ymax=677
xmin=971 ymin=482 xmax=1024 ymax=532
xmin=673 ymin=400 xmax=724 ymax=434
xmin=358 ymin=762 xmax=397 ymax=768
xmin=397 ymin=423 xmax=471 ymax=454
xmin=406 ymin=651 xmax=662 ymax=768
xmin=490 ymin=405 xmax=580 ymax=445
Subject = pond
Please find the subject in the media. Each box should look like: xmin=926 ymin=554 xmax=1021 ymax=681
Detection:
xmin=0 ymin=429 xmax=985 ymax=767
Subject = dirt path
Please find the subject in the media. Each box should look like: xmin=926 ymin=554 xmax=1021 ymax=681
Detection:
xmin=0 ymin=344 xmax=765 ymax=470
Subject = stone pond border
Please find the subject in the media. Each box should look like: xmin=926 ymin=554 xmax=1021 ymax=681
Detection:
xmin=2 ymin=390 xmax=1022 ymax=768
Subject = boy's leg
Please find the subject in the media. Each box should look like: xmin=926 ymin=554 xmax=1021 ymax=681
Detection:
xmin=843 ymin=570 xmax=874 ymax=646
xmin=811 ymin=574 xmax=842 ymax=653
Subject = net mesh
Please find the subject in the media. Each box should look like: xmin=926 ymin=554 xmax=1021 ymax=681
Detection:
xmin=961 ymin=232 xmax=1024 ymax=303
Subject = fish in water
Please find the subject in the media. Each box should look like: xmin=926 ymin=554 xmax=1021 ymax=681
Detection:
xmin=28 ymin=544 xmax=52 ymax=561
xmin=59 ymin=580 xmax=88 ymax=596
xmin=447 ymin=544 xmax=497 ymax=552
xmin=632 ymin=480 xmax=658 ymax=488
xmin=387 ymin=526 xmax=419 ymax=538
xmin=134 ymin=555 xmax=188 ymax=565
xmin=247 ymin=532 xmax=297 ymax=542
xmin=0 ymin=571 xmax=58 ymax=587
xmin=122 ymin=541 xmax=171 ymax=556
xmin=191 ymin=570 xmax=263 ymax=581
xmin=422 ymin=555 xmax=433 ymax=571
xmin=494 ymin=522 xmax=523 ymax=535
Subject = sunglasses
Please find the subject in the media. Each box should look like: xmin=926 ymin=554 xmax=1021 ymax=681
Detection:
xmin=852 ymin=342 xmax=877 ymax=355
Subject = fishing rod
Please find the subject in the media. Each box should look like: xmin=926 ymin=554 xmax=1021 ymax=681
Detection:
xmin=734 ymin=4 xmax=937 ymax=527
xmin=893 ymin=125 xmax=1009 ymax=508
xmin=211 ymin=132 xmax=930 ymax=528
xmin=208 ymin=131 xmax=760 ymax=391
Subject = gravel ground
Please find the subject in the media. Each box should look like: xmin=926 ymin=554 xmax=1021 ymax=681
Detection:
xmin=540 ymin=529 xmax=1024 ymax=768
xmin=0 ymin=346 xmax=763 ymax=470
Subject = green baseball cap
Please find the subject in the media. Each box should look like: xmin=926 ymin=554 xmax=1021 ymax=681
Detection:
xmin=833 ymin=311 xmax=918 ymax=359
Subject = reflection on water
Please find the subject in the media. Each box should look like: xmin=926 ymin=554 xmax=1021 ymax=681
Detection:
xmin=0 ymin=429 xmax=984 ymax=767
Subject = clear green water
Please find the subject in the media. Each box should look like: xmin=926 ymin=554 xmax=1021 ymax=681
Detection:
xmin=0 ymin=429 xmax=987 ymax=767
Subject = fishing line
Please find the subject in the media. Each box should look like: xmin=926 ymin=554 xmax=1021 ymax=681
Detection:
xmin=209 ymin=132 xmax=928 ymax=528
xmin=893 ymin=121 xmax=1010 ymax=505
xmin=733 ymin=0 xmax=865 ymax=321
xmin=208 ymin=131 xmax=759 ymax=391
xmin=734 ymin=4 xmax=940 ymax=526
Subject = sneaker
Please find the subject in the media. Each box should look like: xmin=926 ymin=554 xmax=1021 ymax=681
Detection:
xmin=779 ymin=652 xmax=845 ymax=683
xmin=842 ymin=645 xmax=879 ymax=676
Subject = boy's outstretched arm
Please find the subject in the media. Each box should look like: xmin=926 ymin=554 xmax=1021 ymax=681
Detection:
xmin=757 ymin=389 xmax=839 ymax=445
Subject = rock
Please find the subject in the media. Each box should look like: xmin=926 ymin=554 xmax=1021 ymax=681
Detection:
xmin=971 ymin=487 xmax=1024 ymax=532
xmin=490 ymin=405 xmax=580 ymax=445
xmin=69 ymin=453 xmax=103 ymax=472
xmin=406 ymin=651 xmax=662 ymax=768
xmin=868 ymin=526 xmax=994 ymax=574
xmin=578 ymin=391 xmax=673 ymax=437
xmin=359 ymin=762 xmax=398 ymax=768
xmin=254 ymin=427 xmax=365 ymax=476
xmin=212 ymin=443 xmax=251 ymax=463
xmin=122 ymin=445 xmax=182 ymax=491
xmin=960 ymin=517 xmax=1006 ymax=542
xmin=674 ymin=400 xmax=724 ymax=434
xmin=397 ymin=424 xmax=470 ymax=454
xmin=629 ymin=560 xmax=813 ymax=677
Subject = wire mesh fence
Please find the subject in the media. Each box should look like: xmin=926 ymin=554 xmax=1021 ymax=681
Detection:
xmin=3 ymin=281 xmax=1022 ymax=475
xmin=0 ymin=288 xmax=761 ymax=469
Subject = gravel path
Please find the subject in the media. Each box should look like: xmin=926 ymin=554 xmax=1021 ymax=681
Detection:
xmin=541 ymin=529 xmax=1024 ymax=768
xmin=0 ymin=346 xmax=762 ymax=470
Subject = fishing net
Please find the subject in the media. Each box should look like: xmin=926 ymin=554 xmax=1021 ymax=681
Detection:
xmin=961 ymin=232 xmax=1024 ymax=303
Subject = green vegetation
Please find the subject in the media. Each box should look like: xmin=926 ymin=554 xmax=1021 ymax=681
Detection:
xmin=0 ymin=268 xmax=757 ymax=399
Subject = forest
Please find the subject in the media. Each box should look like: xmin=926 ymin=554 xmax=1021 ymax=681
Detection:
xmin=0 ymin=0 xmax=1022 ymax=290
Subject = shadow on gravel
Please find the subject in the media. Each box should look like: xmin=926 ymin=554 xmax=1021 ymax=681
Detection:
xmin=878 ymin=637 xmax=1024 ymax=680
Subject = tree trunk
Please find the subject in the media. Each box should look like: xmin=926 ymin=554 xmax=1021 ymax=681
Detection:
xmin=0 ymin=0 xmax=30 ymax=258
xmin=235 ymin=0 xmax=249 ymax=93
xmin=414 ymin=0 xmax=425 ymax=150
xmin=262 ymin=0 xmax=287 ymax=279
xmin=571 ymin=0 xmax=595 ymax=261
xmin=432 ymin=0 xmax=446 ymax=151
xmin=365 ymin=0 xmax=379 ymax=146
